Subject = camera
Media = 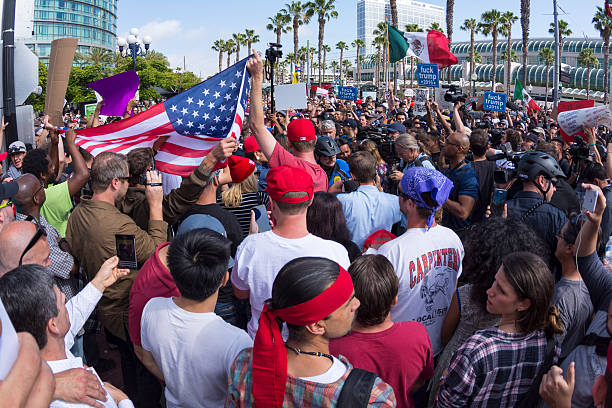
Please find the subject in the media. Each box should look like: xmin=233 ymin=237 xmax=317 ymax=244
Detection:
xmin=364 ymin=127 xmax=399 ymax=170
xmin=265 ymin=43 xmax=283 ymax=64
xmin=487 ymin=142 xmax=524 ymax=184
xmin=444 ymin=85 xmax=467 ymax=104
xmin=568 ymin=137 xmax=592 ymax=162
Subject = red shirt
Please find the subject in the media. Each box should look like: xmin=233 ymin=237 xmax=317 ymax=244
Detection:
xmin=128 ymin=242 xmax=179 ymax=346
xmin=269 ymin=142 xmax=328 ymax=192
xmin=329 ymin=321 xmax=434 ymax=408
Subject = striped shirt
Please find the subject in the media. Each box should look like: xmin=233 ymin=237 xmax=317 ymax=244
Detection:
xmin=218 ymin=192 xmax=269 ymax=237
xmin=225 ymin=348 xmax=396 ymax=407
xmin=436 ymin=328 xmax=560 ymax=408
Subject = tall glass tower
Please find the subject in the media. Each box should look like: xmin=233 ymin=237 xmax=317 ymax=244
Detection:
xmin=25 ymin=0 xmax=118 ymax=65
xmin=357 ymin=0 xmax=444 ymax=56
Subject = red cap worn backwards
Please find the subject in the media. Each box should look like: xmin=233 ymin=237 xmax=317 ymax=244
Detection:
xmin=265 ymin=165 xmax=314 ymax=203
xmin=287 ymin=118 xmax=316 ymax=142
xmin=228 ymin=155 xmax=256 ymax=184
xmin=242 ymin=135 xmax=260 ymax=153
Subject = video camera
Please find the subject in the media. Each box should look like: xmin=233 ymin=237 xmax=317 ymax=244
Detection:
xmin=265 ymin=43 xmax=282 ymax=64
xmin=487 ymin=142 xmax=525 ymax=184
xmin=444 ymin=85 xmax=467 ymax=104
xmin=365 ymin=127 xmax=399 ymax=170
xmin=567 ymin=136 xmax=592 ymax=162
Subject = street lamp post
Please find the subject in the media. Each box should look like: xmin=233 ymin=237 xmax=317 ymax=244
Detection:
xmin=471 ymin=73 xmax=477 ymax=97
xmin=117 ymin=28 xmax=152 ymax=70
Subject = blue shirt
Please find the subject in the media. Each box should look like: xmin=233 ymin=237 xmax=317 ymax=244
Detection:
xmin=328 ymin=159 xmax=351 ymax=187
xmin=442 ymin=162 xmax=479 ymax=231
xmin=255 ymin=162 xmax=269 ymax=192
xmin=400 ymin=153 xmax=436 ymax=172
xmin=336 ymin=185 xmax=404 ymax=249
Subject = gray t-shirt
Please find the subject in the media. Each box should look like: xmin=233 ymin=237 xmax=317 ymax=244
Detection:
xmin=553 ymin=278 xmax=593 ymax=359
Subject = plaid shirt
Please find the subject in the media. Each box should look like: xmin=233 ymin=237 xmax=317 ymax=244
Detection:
xmin=16 ymin=212 xmax=79 ymax=299
xmin=436 ymin=328 xmax=559 ymax=408
xmin=225 ymin=348 xmax=397 ymax=407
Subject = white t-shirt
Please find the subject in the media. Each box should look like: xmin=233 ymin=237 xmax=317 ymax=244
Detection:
xmin=376 ymin=225 xmax=463 ymax=355
xmin=141 ymin=297 xmax=252 ymax=408
xmin=231 ymin=231 xmax=351 ymax=338
xmin=299 ymin=356 xmax=347 ymax=383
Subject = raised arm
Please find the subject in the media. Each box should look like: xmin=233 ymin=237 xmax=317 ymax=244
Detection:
xmin=433 ymin=102 xmax=452 ymax=137
xmin=65 ymin=129 xmax=90 ymax=196
xmin=453 ymin=103 xmax=466 ymax=135
xmin=246 ymin=53 xmax=277 ymax=159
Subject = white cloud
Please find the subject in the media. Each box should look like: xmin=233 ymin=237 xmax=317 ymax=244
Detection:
xmin=137 ymin=19 xmax=182 ymax=43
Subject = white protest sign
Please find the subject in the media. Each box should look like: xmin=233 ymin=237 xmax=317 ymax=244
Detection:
xmin=0 ymin=298 xmax=18 ymax=380
xmin=558 ymin=105 xmax=612 ymax=136
xmin=315 ymin=87 xmax=329 ymax=97
xmin=404 ymin=88 xmax=415 ymax=98
xmin=434 ymin=87 xmax=454 ymax=111
xmin=414 ymin=88 xmax=428 ymax=116
xmin=274 ymin=83 xmax=308 ymax=111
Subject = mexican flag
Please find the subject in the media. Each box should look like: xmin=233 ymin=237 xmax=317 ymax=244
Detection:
xmin=606 ymin=0 xmax=612 ymax=19
xmin=514 ymin=79 xmax=540 ymax=111
xmin=388 ymin=25 xmax=458 ymax=68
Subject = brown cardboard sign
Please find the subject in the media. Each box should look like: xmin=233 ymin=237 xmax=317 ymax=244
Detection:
xmin=44 ymin=38 xmax=78 ymax=126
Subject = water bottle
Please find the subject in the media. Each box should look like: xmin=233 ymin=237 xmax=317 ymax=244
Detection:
xmin=605 ymin=236 xmax=612 ymax=264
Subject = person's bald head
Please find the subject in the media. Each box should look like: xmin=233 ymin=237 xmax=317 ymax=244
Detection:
xmin=0 ymin=221 xmax=50 ymax=277
xmin=14 ymin=174 xmax=46 ymax=213
xmin=443 ymin=131 xmax=470 ymax=160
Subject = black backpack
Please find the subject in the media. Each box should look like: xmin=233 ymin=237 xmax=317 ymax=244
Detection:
xmin=337 ymin=368 xmax=378 ymax=407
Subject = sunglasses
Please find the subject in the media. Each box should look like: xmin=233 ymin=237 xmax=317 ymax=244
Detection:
xmin=19 ymin=220 xmax=46 ymax=266
xmin=0 ymin=200 xmax=16 ymax=217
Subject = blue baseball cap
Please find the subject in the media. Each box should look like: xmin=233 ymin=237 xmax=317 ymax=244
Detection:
xmin=387 ymin=122 xmax=406 ymax=134
xmin=177 ymin=214 xmax=235 ymax=269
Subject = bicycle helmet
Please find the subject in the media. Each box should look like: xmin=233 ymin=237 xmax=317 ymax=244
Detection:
xmin=315 ymin=136 xmax=341 ymax=157
xmin=517 ymin=151 xmax=566 ymax=182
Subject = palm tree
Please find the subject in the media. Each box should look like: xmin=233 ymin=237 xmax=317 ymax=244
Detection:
xmin=373 ymin=21 xmax=388 ymax=90
xmin=322 ymin=44 xmax=331 ymax=81
xmin=343 ymin=59 xmax=352 ymax=81
xmin=244 ymin=29 xmax=260 ymax=55
xmin=466 ymin=51 xmax=482 ymax=63
xmin=352 ymin=39 xmax=365 ymax=90
xmin=224 ymin=39 xmax=236 ymax=69
xmin=548 ymin=20 xmax=572 ymax=60
xmin=330 ymin=60 xmax=339 ymax=83
xmin=428 ymin=22 xmax=444 ymax=33
xmin=308 ymin=46 xmax=317 ymax=80
xmin=336 ymin=41 xmax=348 ymax=85
xmin=282 ymin=2 xmax=310 ymax=75
xmin=538 ymin=48 xmax=554 ymax=110
xmin=389 ymin=0 xmax=398 ymax=27
xmin=500 ymin=49 xmax=518 ymax=62
xmin=212 ymin=39 xmax=225 ymax=72
xmin=232 ymin=32 xmax=246 ymax=63
xmin=479 ymin=9 xmax=503 ymax=91
xmin=593 ymin=7 xmax=612 ymax=103
xmin=499 ymin=11 xmax=518 ymax=95
xmin=446 ymin=0 xmax=455 ymax=58
xmin=286 ymin=52 xmax=296 ymax=77
xmin=372 ymin=37 xmax=383 ymax=88
xmin=520 ymin=0 xmax=530 ymax=86
xmin=306 ymin=0 xmax=338 ymax=85
xmin=405 ymin=24 xmax=423 ymax=87
xmin=266 ymin=12 xmax=291 ymax=45
xmin=578 ymin=47 xmax=599 ymax=100
xmin=461 ymin=19 xmax=479 ymax=96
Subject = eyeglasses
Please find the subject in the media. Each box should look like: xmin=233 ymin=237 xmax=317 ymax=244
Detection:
xmin=117 ymin=176 xmax=130 ymax=181
xmin=0 ymin=200 xmax=16 ymax=217
xmin=19 ymin=221 xmax=46 ymax=266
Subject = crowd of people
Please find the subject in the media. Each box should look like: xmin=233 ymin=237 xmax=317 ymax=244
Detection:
xmin=1 ymin=50 xmax=612 ymax=407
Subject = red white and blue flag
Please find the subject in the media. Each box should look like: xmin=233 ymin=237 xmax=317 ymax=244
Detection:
xmin=75 ymin=57 xmax=251 ymax=176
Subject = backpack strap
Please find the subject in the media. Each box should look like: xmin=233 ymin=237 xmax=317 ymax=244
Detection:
xmin=337 ymin=368 xmax=378 ymax=408
xmin=518 ymin=337 xmax=556 ymax=407
xmin=519 ymin=200 xmax=547 ymax=223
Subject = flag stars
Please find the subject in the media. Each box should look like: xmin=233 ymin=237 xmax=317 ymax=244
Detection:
xmin=181 ymin=107 xmax=188 ymax=115
xmin=197 ymin=99 xmax=204 ymax=107
xmin=214 ymin=116 xmax=220 ymax=123
xmin=222 ymin=125 xmax=228 ymax=131
xmin=224 ymin=93 xmax=231 ymax=101
xmin=219 ymin=80 xmax=226 ymax=87
xmin=213 ymin=91 xmax=220 ymax=99
xmin=187 ymin=121 xmax=193 ymax=128
xmin=208 ymin=102 xmax=215 ymax=109
xmin=219 ymin=104 xmax=226 ymax=112
xmin=202 ymin=113 xmax=210 ymax=120
xmin=198 ymin=124 xmax=205 ymax=130
xmin=186 ymin=97 xmax=194 ymax=104
xmin=176 ymin=118 xmax=183 ymax=125
xmin=211 ymin=125 xmax=217 ymax=131
xmin=229 ymin=82 xmax=237 ymax=90
xmin=192 ymin=110 xmax=199 ymax=118
xmin=225 ymin=116 xmax=232 ymax=123
xmin=170 ymin=105 xmax=177 ymax=112
xmin=202 ymin=89 xmax=210 ymax=96
xmin=235 ymin=71 xmax=241 ymax=78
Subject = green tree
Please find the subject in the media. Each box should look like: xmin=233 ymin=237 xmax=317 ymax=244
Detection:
xmin=466 ymin=50 xmax=482 ymax=63
xmin=372 ymin=22 xmax=387 ymax=88
xmin=244 ymin=29 xmax=260 ymax=56
xmin=212 ymin=39 xmax=225 ymax=73
xmin=538 ymin=48 xmax=554 ymax=110
xmin=548 ymin=20 xmax=572 ymax=60
xmin=336 ymin=41 xmax=348 ymax=85
xmin=232 ymin=32 xmax=246 ymax=63
xmin=578 ymin=47 xmax=599 ymax=100
xmin=428 ymin=22 xmax=444 ymax=33
xmin=330 ymin=60 xmax=339 ymax=83
xmin=266 ymin=12 xmax=291 ymax=45
xmin=520 ymin=0 xmax=530 ymax=86
xmin=405 ymin=24 xmax=423 ymax=87
xmin=593 ymin=7 xmax=612 ymax=103
xmin=286 ymin=52 xmax=296 ymax=76
xmin=352 ymin=39 xmax=365 ymax=89
xmin=283 ymin=1 xmax=310 ymax=72
xmin=25 ymin=62 xmax=48 ymax=112
xmin=322 ymin=44 xmax=331 ymax=81
xmin=461 ymin=19 xmax=480 ymax=95
xmin=389 ymin=0 xmax=398 ymax=28
xmin=306 ymin=0 xmax=338 ymax=85
xmin=500 ymin=48 xmax=518 ymax=62
xmin=479 ymin=9 xmax=503 ymax=91
xmin=343 ymin=59 xmax=352 ymax=79
xmin=224 ymin=39 xmax=236 ymax=69
xmin=500 ymin=11 xmax=518 ymax=95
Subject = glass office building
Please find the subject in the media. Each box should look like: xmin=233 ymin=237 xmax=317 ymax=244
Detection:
xmin=357 ymin=0 xmax=444 ymax=56
xmin=26 ymin=0 xmax=118 ymax=65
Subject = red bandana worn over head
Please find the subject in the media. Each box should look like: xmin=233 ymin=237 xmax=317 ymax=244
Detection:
xmin=252 ymin=265 xmax=353 ymax=408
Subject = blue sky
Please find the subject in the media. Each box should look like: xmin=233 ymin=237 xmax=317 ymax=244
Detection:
xmin=117 ymin=0 xmax=604 ymax=78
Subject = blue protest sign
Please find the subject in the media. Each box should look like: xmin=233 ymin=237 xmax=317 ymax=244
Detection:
xmin=337 ymin=86 xmax=358 ymax=101
xmin=417 ymin=63 xmax=439 ymax=88
xmin=483 ymin=92 xmax=507 ymax=112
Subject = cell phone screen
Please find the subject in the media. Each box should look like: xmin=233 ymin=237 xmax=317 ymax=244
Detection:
xmin=490 ymin=188 xmax=507 ymax=217
xmin=252 ymin=205 xmax=271 ymax=233
xmin=115 ymin=234 xmax=137 ymax=269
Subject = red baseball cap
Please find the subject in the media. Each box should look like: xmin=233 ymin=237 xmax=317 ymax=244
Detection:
xmin=287 ymin=118 xmax=316 ymax=142
xmin=363 ymin=230 xmax=396 ymax=250
xmin=243 ymin=135 xmax=260 ymax=153
xmin=265 ymin=165 xmax=313 ymax=203
xmin=0 ymin=152 xmax=7 ymax=162
xmin=228 ymin=155 xmax=256 ymax=184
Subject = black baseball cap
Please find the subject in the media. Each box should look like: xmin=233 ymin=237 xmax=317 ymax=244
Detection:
xmin=342 ymin=118 xmax=358 ymax=129
xmin=0 ymin=180 xmax=18 ymax=201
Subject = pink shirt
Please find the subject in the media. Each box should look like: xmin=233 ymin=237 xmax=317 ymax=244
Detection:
xmin=329 ymin=321 xmax=434 ymax=408
xmin=269 ymin=142 xmax=328 ymax=192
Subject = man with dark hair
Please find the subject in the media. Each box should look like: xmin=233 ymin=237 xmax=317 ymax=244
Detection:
xmin=441 ymin=131 xmax=479 ymax=231
xmin=469 ymin=129 xmax=496 ymax=223
xmin=22 ymin=129 xmax=89 ymax=236
xmin=582 ymin=162 xmax=612 ymax=254
xmin=330 ymin=254 xmax=434 ymax=408
xmin=4 ymin=140 xmax=27 ymax=179
xmin=0 ymin=262 xmax=132 ymax=408
xmin=119 ymin=137 xmax=236 ymax=233
xmin=247 ymin=53 xmax=328 ymax=192
xmin=232 ymin=165 xmax=350 ymax=338
xmin=336 ymin=151 xmax=402 ymax=249
xmin=138 ymin=229 xmax=252 ymax=408
xmin=536 ymin=143 xmax=580 ymax=216
xmin=376 ymin=167 xmax=463 ymax=356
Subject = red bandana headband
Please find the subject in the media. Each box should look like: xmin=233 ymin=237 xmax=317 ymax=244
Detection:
xmin=252 ymin=265 xmax=353 ymax=408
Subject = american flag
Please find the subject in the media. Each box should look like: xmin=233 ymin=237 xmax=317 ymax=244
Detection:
xmin=75 ymin=57 xmax=251 ymax=176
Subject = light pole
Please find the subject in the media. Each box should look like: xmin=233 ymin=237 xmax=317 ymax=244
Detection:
xmin=471 ymin=73 xmax=477 ymax=97
xmin=117 ymin=28 xmax=152 ymax=70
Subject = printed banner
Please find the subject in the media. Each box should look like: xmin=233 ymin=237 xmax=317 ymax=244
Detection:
xmin=417 ymin=63 xmax=439 ymax=88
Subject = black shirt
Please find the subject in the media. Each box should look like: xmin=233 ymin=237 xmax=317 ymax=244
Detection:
xmin=550 ymin=179 xmax=580 ymax=216
xmin=471 ymin=159 xmax=496 ymax=224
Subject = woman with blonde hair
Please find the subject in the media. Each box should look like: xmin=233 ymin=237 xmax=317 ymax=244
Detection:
xmin=218 ymin=170 xmax=269 ymax=236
